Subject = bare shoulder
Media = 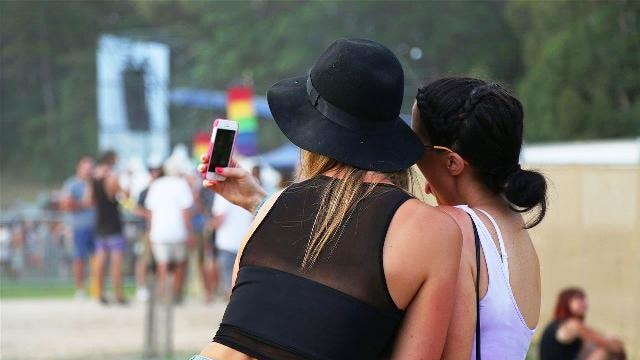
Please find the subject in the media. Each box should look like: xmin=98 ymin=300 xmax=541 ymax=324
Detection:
xmin=106 ymin=171 xmax=122 ymax=186
xmin=557 ymin=319 xmax=582 ymax=341
xmin=392 ymin=199 xmax=462 ymax=258
xmin=399 ymin=199 xmax=459 ymax=229
xmin=104 ymin=172 xmax=121 ymax=193
xmin=384 ymin=199 xmax=462 ymax=309
xmin=438 ymin=205 xmax=469 ymax=224
xmin=437 ymin=205 xmax=477 ymax=255
xmin=563 ymin=318 xmax=582 ymax=331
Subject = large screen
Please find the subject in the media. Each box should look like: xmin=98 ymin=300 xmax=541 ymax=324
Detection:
xmin=208 ymin=128 xmax=236 ymax=172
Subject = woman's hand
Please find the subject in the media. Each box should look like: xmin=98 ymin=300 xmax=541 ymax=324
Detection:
xmin=197 ymin=154 xmax=267 ymax=213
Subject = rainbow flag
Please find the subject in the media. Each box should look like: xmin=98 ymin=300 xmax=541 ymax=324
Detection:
xmin=193 ymin=131 xmax=210 ymax=163
xmin=227 ymin=86 xmax=258 ymax=155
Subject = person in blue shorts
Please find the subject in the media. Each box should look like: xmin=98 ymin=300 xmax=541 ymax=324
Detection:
xmin=61 ymin=156 xmax=96 ymax=299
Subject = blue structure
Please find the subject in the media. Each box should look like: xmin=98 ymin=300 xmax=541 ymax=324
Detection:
xmin=170 ymin=88 xmax=412 ymax=169
xmin=170 ymin=88 xmax=272 ymax=119
xmin=170 ymin=87 xmax=409 ymax=124
xmin=260 ymin=142 xmax=300 ymax=169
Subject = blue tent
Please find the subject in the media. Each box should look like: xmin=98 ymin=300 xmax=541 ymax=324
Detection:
xmin=170 ymin=87 xmax=412 ymax=169
xmin=170 ymin=88 xmax=410 ymax=124
xmin=260 ymin=142 xmax=300 ymax=169
xmin=170 ymin=88 xmax=272 ymax=119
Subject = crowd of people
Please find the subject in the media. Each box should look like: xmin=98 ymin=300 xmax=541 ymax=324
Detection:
xmin=0 ymin=219 xmax=60 ymax=279
xmin=55 ymin=147 xmax=269 ymax=305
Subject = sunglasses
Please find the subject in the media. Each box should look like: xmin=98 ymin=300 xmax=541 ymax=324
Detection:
xmin=424 ymin=144 xmax=470 ymax=166
xmin=424 ymin=144 xmax=456 ymax=153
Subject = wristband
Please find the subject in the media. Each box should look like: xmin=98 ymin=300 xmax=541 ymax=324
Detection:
xmin=253 ymin=195 xmax=268 ymax=217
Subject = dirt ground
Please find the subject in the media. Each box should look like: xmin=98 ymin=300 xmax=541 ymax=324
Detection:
xmin=0 ymin=298 xmax=226 ymax=360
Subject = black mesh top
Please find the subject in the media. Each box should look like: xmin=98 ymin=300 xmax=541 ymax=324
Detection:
xmin=213 ymin=176 xmax=413 ymax=360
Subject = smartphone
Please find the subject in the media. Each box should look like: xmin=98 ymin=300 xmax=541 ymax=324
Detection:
xmin=206 ymin=119 xmax=238 ymax=181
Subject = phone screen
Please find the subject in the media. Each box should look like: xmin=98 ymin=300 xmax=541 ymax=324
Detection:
xmin=208 ymin=128 xmax=236 ymax=172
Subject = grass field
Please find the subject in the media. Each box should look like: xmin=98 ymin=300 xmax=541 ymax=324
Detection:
xmin=0 ymin=283 xmax=76 ymax=298
xmin=0 ymin=279 xmax=137 ymax=299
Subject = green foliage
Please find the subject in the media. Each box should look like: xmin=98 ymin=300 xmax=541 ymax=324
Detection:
xmin=187 ymin=1 xmax=520 ymax=103
xmin=0 ymin=0 xmax=141 ymax=179
xmin=0 ymin=0 xmax=637 ymax=183
xmin=507 ymin=0 xmax=640 ymax=141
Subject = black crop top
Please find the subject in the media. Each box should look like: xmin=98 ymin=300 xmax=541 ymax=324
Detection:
xmin=213 ymin=176 xmax=413 ymax=360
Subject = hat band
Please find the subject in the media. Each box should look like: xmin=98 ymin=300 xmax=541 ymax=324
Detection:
xmin=306 ymin=76 xmax=390 ymax=131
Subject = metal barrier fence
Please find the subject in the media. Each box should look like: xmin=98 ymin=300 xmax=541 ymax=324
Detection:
xmin=0 ymin=209 xmax=145 ymax=285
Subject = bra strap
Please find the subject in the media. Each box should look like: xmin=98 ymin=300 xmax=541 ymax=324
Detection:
xmin=476 ymin=209 xmax=510 ymax=280
xmin=469 ymin=214 xmax=482 ymax=360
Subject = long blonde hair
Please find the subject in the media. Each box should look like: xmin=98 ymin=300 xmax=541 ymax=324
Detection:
xmin=298 ymin=150 xmax=412 ymax=270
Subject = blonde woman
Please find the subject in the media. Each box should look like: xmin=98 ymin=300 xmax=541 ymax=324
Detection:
xmin=193 ymin=39 xmax=462 ymax=360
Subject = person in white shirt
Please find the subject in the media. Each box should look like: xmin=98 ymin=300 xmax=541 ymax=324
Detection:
xmin=145 ymin=158 xmax=193 ymax=302
xmin=211 ymin=194 xmax=253 ymax=296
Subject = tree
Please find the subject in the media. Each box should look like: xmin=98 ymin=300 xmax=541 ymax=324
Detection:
xmin=12 ymin=0 xmax=622 ymax=183
xmin=0 ymin=0 xmax=144 ymax=180
xmin=507 ymin=0 xmax=640 ymax=141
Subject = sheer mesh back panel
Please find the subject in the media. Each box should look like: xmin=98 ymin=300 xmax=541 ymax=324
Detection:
xmin=240 ymin=176 xmax=409 ymax=311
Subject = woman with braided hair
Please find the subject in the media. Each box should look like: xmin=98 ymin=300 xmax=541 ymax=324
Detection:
xmin=412 ymin=77 xmax=546 ymax=359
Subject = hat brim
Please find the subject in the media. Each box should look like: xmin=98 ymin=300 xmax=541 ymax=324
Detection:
xmin=267 ymin=75 xmax=424 ymax=172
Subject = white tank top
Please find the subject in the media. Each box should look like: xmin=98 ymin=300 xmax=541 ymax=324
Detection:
xmin=456 ymin=205 xmax=535 ymax=360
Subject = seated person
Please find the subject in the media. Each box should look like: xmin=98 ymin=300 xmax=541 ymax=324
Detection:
xmin=539 ymin=287 xmax=626 ymax=360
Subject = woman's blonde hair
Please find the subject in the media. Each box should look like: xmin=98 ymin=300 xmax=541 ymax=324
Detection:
xmin=298 ymin=150 xmax=413 ymax=270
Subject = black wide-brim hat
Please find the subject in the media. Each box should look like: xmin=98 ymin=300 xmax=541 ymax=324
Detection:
xmin=267 ymin=38 xmax=424 ymax=172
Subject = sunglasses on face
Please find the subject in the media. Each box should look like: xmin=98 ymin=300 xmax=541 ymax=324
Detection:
xmin=423 ymin=144 xmax=470 ymax=165
xmin=424 ymin=144 xmax=456 ymax=153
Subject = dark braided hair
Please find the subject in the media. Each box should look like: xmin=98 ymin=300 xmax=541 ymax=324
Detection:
xmin=416 ymin=77 xmax=547 ymax=228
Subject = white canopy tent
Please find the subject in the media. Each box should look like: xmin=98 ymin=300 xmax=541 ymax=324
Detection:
xmin=522 ymin=138 xmax=640 ymax=166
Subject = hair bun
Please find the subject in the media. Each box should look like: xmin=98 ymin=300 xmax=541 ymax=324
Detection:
xmin=503 ymin=168 xmax=547 ymax=227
